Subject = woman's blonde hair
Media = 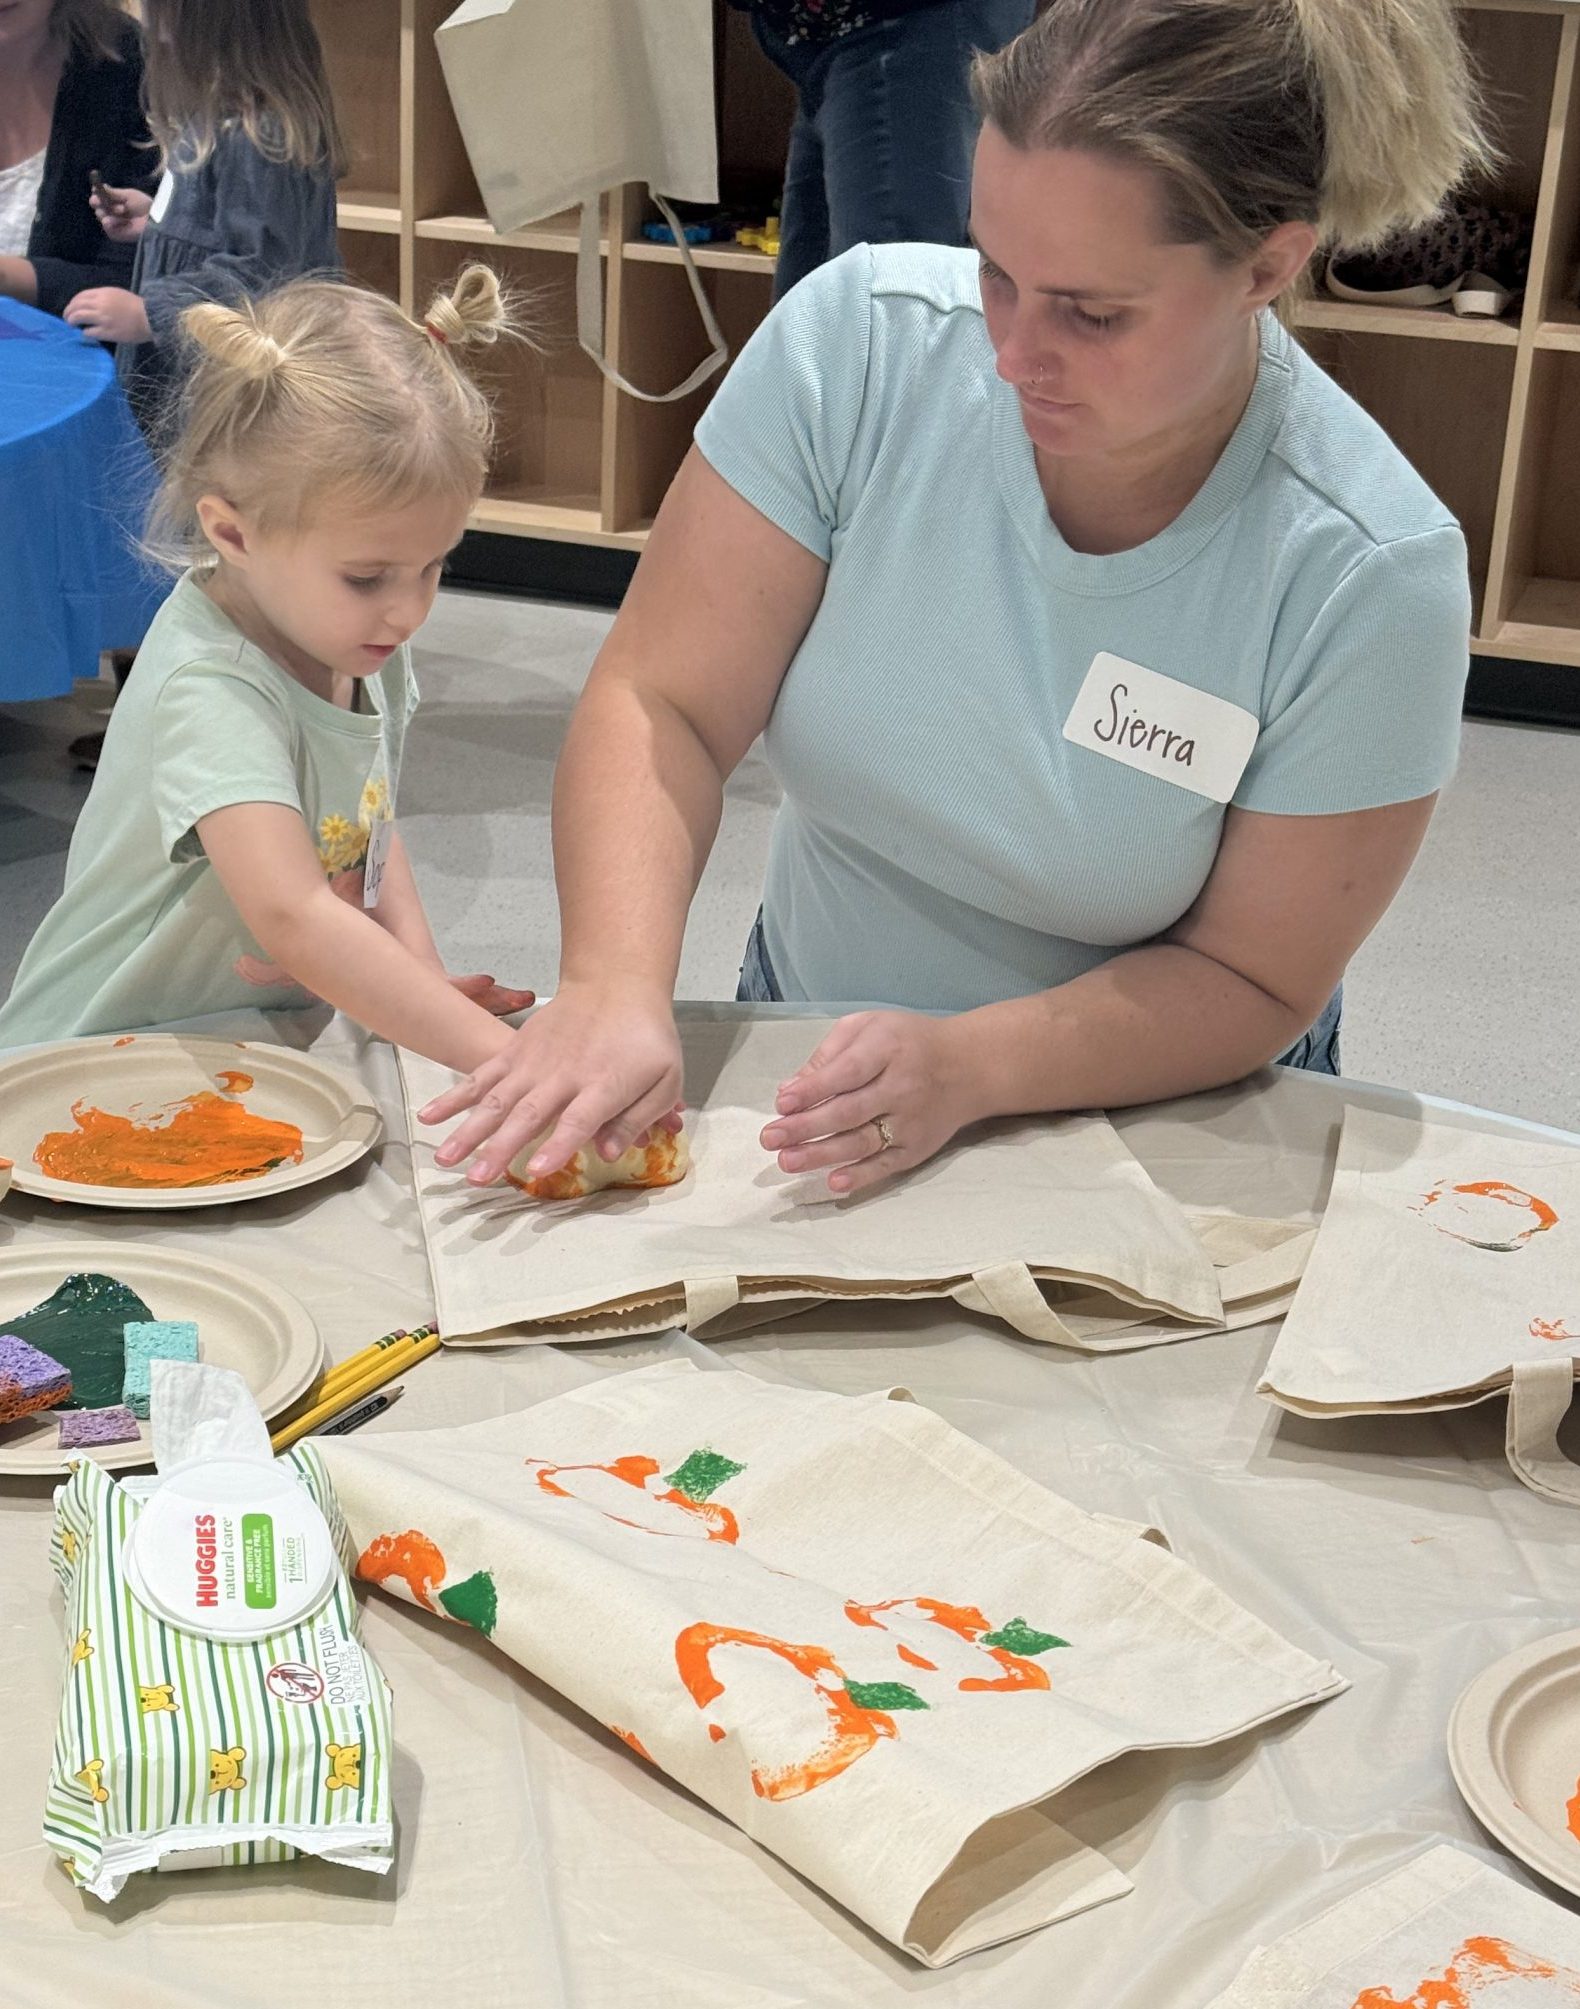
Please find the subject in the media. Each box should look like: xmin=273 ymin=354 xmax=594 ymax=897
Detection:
xmin=972 ymin=0 xmax=1495 ymax=275
xmin=141 ymin=0 xmax=345 ymax=175
xmin=49 ymin=0 xmax=133 ymax=63
xmin=147 ymin=267 xmax=517 ymax=569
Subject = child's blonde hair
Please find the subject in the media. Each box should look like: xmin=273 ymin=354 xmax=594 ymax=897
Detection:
xmin=972 ymin=0 xmax=1495 ymax=295
xmin=141 ymin=0 xmax=345 ymax=175
xmin=147 ymin=267 xmax=515 ymax=569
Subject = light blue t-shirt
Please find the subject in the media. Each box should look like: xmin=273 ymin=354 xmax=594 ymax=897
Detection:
xmin=694 ymin=244 xmax=1471 ymax=1012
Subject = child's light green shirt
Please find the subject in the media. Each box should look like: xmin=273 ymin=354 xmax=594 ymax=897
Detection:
xmin=0 ymin=572 xmax=417 ymax=1047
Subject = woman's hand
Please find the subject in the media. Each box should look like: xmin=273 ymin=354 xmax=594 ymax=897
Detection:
xmin=760 ymin=1011 xmax=982 ymax=1197
xmin=64 ymin=286 xmax=151 ymax=343
xmin=419 ymin=982 xmax=685 ymax=1186
xmin=448 ymin=974 xmax=537 ymax=1017
xmin=91 ymin=181 xmax=151 ymax=243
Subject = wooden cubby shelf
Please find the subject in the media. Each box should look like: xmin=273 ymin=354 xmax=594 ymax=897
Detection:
xmin=309 ymin=0 xmax=1580 ymax=670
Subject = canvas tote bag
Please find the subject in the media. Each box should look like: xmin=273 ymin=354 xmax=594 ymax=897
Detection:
xmin=398 ymin=1014 xmax=1232 ymax=1347
xmin=436 ymin=0 xmax=727 ymax=400
xmin=1260 ymin=1106 xmax=1580 ymax=1505
xmin=1208 ymin=1843 xmax=1580 ymax=2006
xmin=321 ymin=1359 xmax=1345 ymax=1965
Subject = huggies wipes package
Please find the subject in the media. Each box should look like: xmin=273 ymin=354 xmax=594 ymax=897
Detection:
xmin=45 ymin=1362 xmax=394 ymax=1900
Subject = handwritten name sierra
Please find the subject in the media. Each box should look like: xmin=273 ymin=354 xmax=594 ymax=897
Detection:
xmin=1093 ymin=681 xmax=1195 ymax=765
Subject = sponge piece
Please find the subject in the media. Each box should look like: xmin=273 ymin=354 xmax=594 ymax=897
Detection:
xmin=121 ymin=1320 xmax=199 ymax=1418
xmin=59 ymin=1405 xmax=141 ymax=1448
xmin=0 ymin=1334 xmax=72 ymax=1424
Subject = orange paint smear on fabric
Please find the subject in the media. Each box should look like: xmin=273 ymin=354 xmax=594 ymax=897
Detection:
xmin=528 ymin=1454 xmax=741 ymax=1543
xmin=34 ymin=1092 xmax=303 ymax=1189
xmin=357 ymin=1529 xmax=448 ymax=1611
xmin=610 ymin=1725 xmax=654 ymax=1763
xmin=1351 ymin=1933 xmax=1580 ymax=2007
xmin=675 ymin=1624 xmax=897 ymax=1801
xmin=1568 ymin=1773 xmax=1580 ymax=1843
xmin=844 ymin=1595 xmax=1051 ymax=1695
xmin=1532 ymin=1318 xmax=1580 ymax=1343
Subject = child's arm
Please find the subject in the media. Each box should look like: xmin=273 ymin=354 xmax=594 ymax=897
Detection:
xmin=373 ymin=829 xmax=535 ymax=1016
xmin=197 ymin=801 xmax=513 ymax=1073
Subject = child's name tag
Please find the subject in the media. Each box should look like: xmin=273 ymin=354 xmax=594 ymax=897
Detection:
xmin=149 ymin=171 xmax=174 ymax=224
xmin=362 ymin=818 xmax=392 ymax=910
xmin=1063 ymin=652 xmax=1258 ymax=804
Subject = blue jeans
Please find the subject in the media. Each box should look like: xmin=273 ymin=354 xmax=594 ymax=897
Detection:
xmin=752 ymin=0 xmax=1038 ymax=302
xmin=736 ymin=912 xmax=1344 ymax=1075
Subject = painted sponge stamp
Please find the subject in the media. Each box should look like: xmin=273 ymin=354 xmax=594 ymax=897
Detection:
xmin=122 ymin=1321 xmax=199 ymax=1419
xmin=59 ymin=1405 xmax=141 ymax=1448
xmin=506 ymin=1127 xmax=690 ymax=1201
xmin=1 ymin=1272 xmax=153 ymax=1409
xmin=0 ymin=1335 xmax=72 ymax=1424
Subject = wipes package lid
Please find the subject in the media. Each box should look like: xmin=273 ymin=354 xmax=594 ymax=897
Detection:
xmin=123 ymin=1457 xmax=338 ymax=1643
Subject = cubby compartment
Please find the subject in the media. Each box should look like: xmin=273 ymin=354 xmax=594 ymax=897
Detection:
xmin=1301 ymin=329 xmax=1516 ymax=630
xmin=414 ymin=241 xmax=605 ymax=539
xmin=604 ymin=261 xmax=776 ymax=534
xmin=338 ymin=227 xmax=402 ymax=307
xmin=1485 ymin=348 xmax=1580 ymax=651
xmin=310 ymin=0 xmax=400 ymax=217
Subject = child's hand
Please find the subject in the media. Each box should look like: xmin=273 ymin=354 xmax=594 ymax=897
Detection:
xmin=64 ymin=287 xmax=152 ymax=344
xmin=449 ymin=974 xmax=537 ymax=1017
xmin=90 ymin=180 xmax=151 ymax=243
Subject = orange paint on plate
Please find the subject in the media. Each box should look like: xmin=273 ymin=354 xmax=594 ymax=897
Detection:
xmin=112 ymin=1036 xmax=135 ymax=1048
xmin=1568 ymin=1773 xmax=1580 ymax=1843
xmin=1351 ymin=1934 xmax=1580 ymax=2006
xmin=34 ymin=1091 xmax=303 ymax=1189
xmin=214 ymin=1070 xmax=254 ymax=1094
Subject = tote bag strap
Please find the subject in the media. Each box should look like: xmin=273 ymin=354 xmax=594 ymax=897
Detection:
xmin=577 ymin=195 xmax=728 ymax=402
xmin=1506 ymin=1356 xmax=1580 ymax=1506
xmin=954 ymin=1263 xmax=1083 ymax=1348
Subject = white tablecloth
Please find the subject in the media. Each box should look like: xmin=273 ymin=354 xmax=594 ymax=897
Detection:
xmin=1 ymin=1006 xmax=1575 ymax=2007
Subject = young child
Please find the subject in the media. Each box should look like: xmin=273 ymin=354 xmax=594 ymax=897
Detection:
xmin=0 ymin=266 xmax=533 ymax=1072
xmin=62 ymin=0 xmax=342 ymax=434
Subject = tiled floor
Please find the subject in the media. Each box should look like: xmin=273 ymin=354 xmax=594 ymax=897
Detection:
xmin=3 ymin=583 xmax=1577 ymax=1131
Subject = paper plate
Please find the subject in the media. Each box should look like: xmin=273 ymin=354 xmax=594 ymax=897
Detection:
xmin=0 ymin=1035 xmax=382 ymax=1208
xmin=1448 ymin=1629 xmax=1580 ymax=1900
xmin=0 ymin=1243 xmax=322 ymax=1476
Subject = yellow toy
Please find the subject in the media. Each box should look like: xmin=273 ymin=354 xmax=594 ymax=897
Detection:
xmin=324 ymin=1742 xmax=362 ymax=1792
xmin=208 ymin=1746 xmax=246 ymax=1794
xmin=737 ymin=216 xmax=781 ymax=257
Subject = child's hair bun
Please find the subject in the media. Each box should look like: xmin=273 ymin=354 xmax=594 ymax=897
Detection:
xmin=421 ymin=264 xmax=510 ymax=350
xmin=182 ymin=300 xmax=290 ymax=383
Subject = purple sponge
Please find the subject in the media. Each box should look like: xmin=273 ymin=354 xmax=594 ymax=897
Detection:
xmin=0 ymin=1334 xmax=72 ymax=1424
xmin=58 ymin=1405 xmax=141 ymax=1449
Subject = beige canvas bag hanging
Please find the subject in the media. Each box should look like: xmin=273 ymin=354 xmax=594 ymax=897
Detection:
xmin=1208 ymin=1843 xmax=1580 ymax=2006
xmin=399 ymin=1012 xmax=1233 ymax=1347
xmin=436 ymin=0 xmax=728 ymax=400
xmin=1260 ymin=1105 xmax=1580 ymax=1505
xmin=321 ymin=1359 xmax=1344 ymax=1966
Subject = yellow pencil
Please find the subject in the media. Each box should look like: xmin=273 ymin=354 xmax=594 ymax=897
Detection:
xmin=271 ymin=1330 xmax=441 ymax=1454
xmin=318 ymin=1323 xmax=436 ymax=1405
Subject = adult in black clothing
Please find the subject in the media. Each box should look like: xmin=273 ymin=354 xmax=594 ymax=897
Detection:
xmin=0 ymin=0 xmax=154 ymax=315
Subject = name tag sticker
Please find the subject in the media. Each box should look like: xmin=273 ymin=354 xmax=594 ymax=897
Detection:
xmin=150 ymin=171 xmax=174 ymax=224
xmin=1063 ymin=652 xmax=1258 ymax=804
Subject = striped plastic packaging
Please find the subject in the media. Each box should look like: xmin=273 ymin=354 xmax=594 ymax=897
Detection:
xmin=44 ymin=1445 xmax=395 ymax=1901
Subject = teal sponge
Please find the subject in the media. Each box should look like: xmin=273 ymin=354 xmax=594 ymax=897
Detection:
xmin=121 ymin=1320 xmax=199 ymax=1418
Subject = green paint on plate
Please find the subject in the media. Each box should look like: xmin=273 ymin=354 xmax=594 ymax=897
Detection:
xmin=844 ymin=1680 xmax=929 ymax=1712
xmin=662 ymin=1448 xmax=745 ymax=1503
xmin=4 ymin=1273 xmax=153 ymax=1410
xmin=437 ymin=1569 xmax=498 ymax=1638
xmin=980 ymin=1617 xmax=1067 ymax=1657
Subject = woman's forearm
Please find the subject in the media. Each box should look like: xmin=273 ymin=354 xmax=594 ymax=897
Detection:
xmin=952 ymin=942 xmax=1313 ymax=1120
xmin=552 ymin=674 xmax=728 ymax=996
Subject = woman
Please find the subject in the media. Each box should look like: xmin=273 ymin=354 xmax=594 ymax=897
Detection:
xmin=426 ymin=0 xmax=1485 ymax=1198
xmin=0 ymin=0 xmax=153 ymax=315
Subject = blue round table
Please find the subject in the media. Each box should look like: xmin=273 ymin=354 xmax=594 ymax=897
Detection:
xmin=0 ymin=297 xmax=168 ymax=703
